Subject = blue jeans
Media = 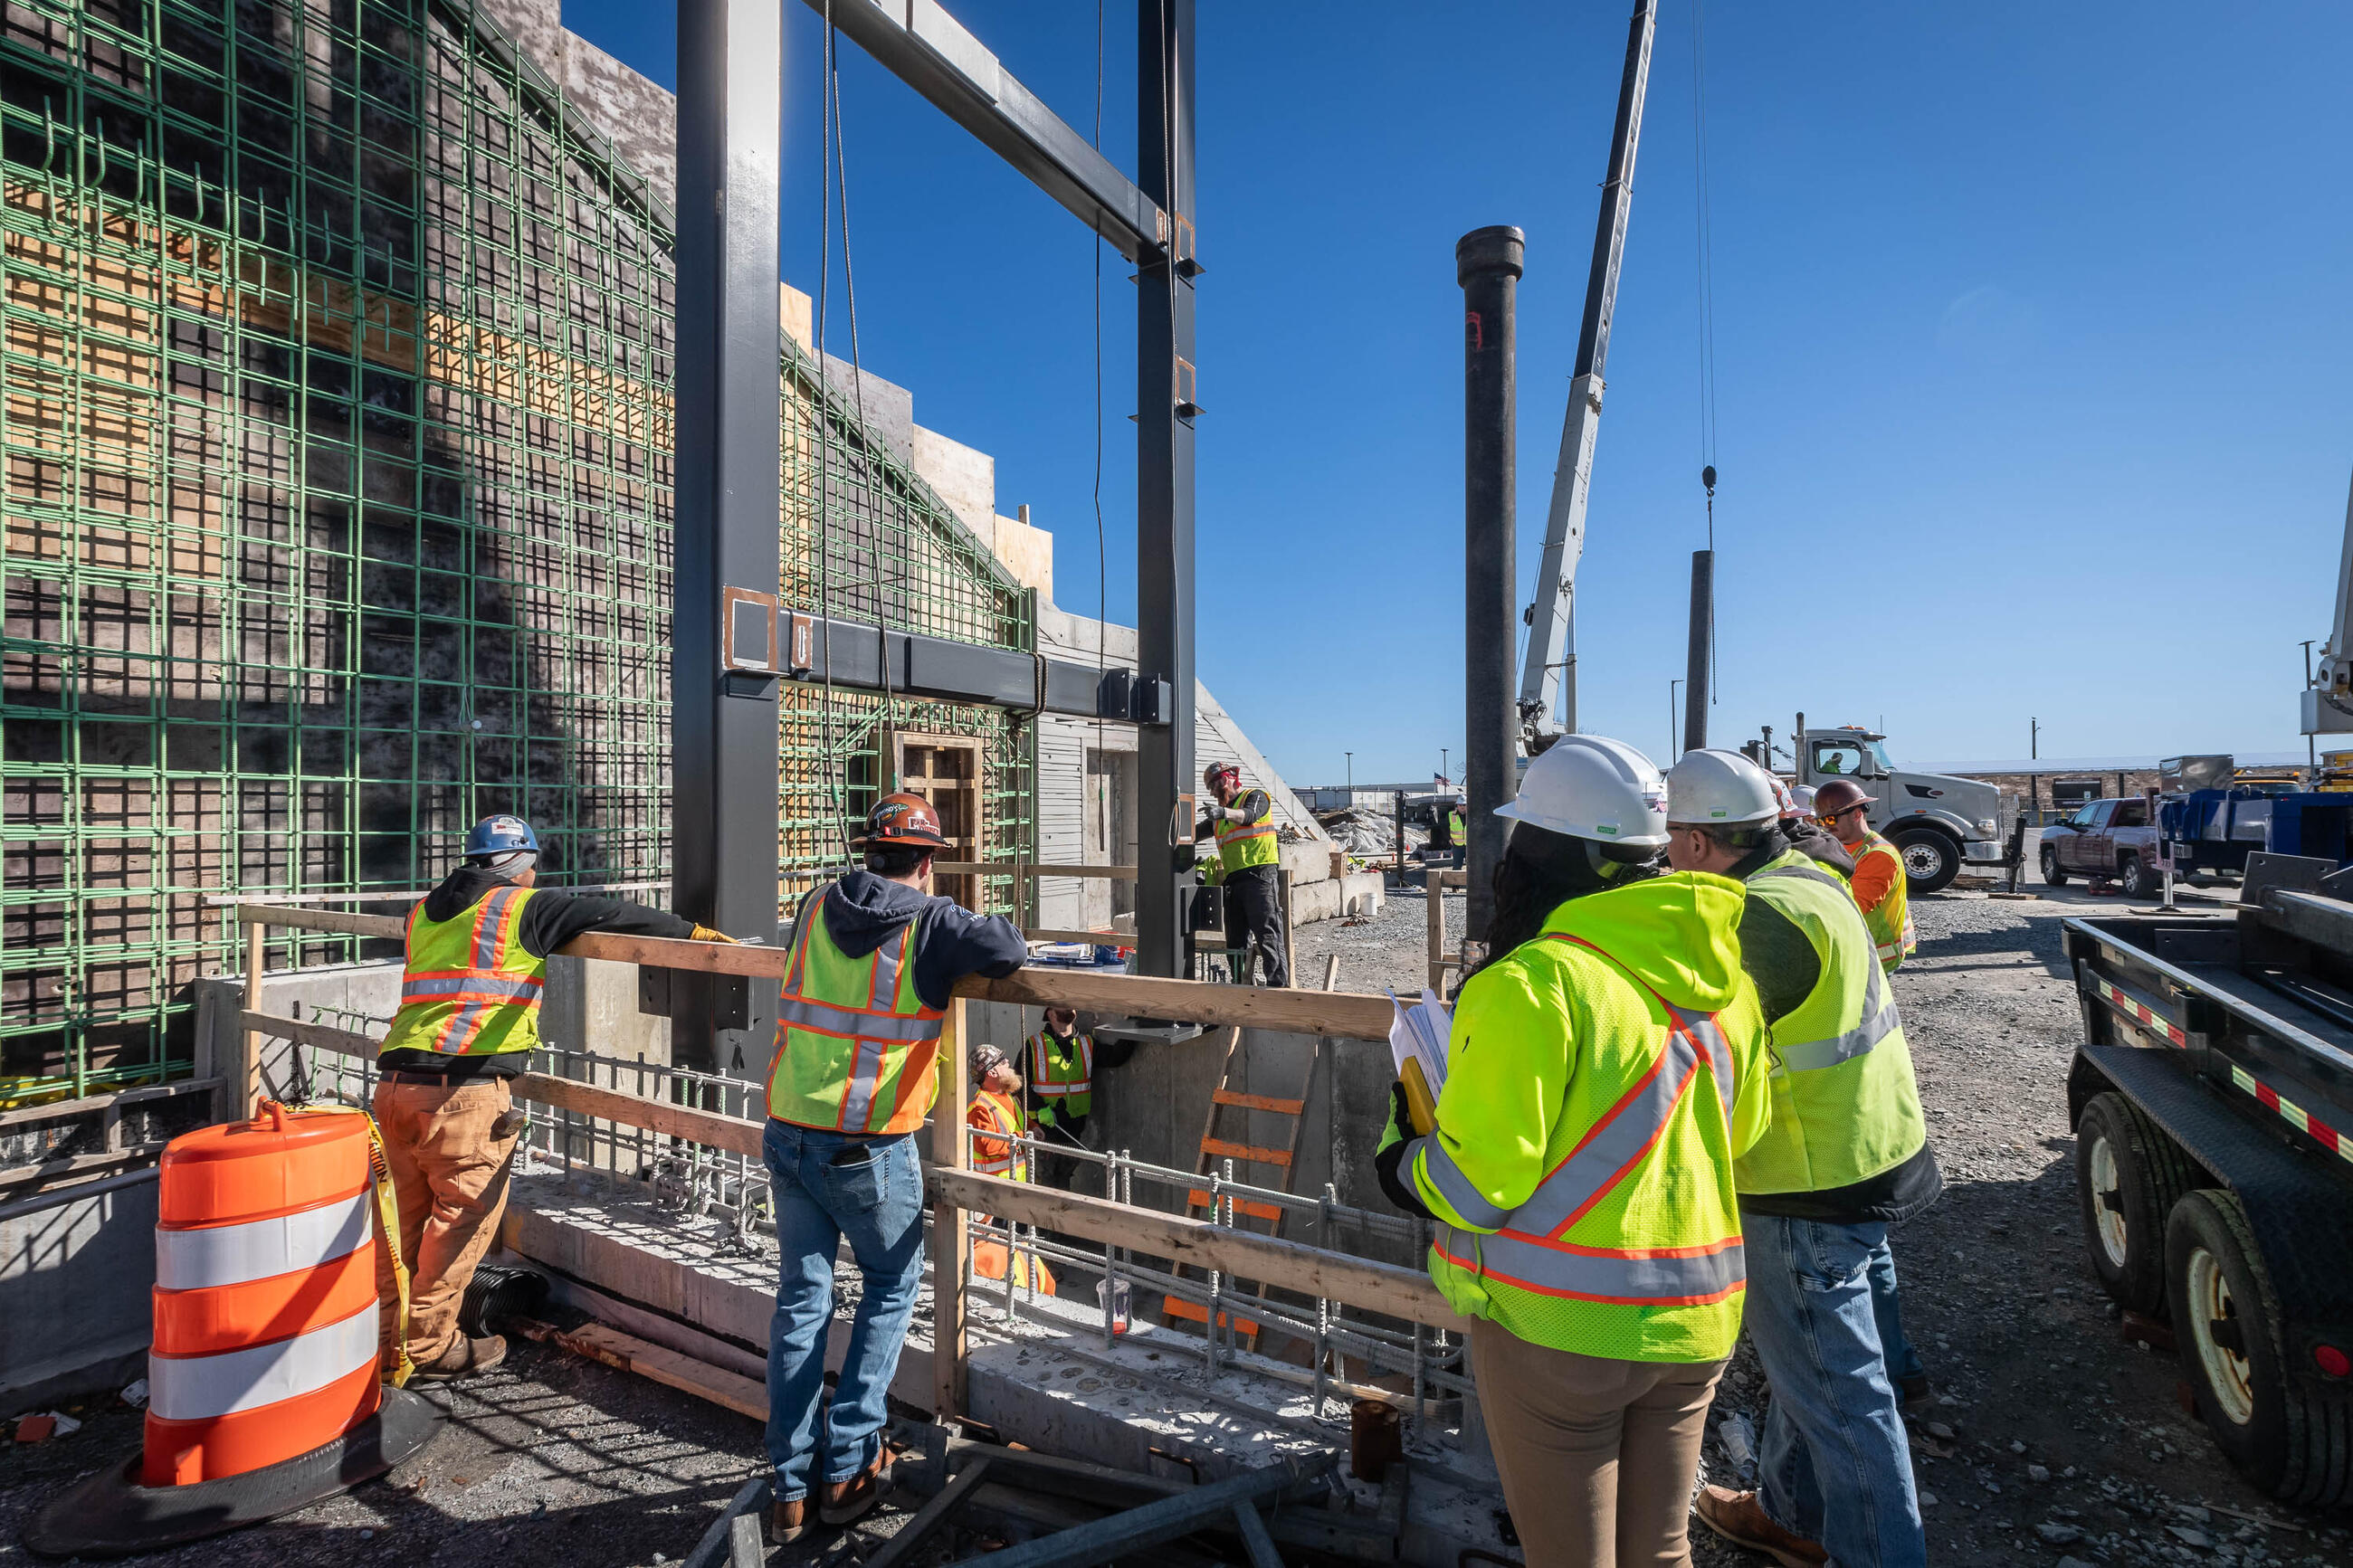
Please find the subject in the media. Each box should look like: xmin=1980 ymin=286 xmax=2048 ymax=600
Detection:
xmin=1743 ymin=1214 xmax=1925 ymax=1568
xmin=1867 ymin=1240 xmax=1925 ymax=1385
xmin=763 ymin=1119 xmax=927 ymax=1502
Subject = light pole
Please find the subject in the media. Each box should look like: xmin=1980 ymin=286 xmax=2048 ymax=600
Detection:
xmin=2030 ymin=717 xmax=2038 ymax=761
xmin=1670 ymin=679 xmax=1683 ymax=759
xmin=1346 ymin=751 xmax=1354 ymax=792
xmin=1441 ymin=747 xmax=1450 ymax=786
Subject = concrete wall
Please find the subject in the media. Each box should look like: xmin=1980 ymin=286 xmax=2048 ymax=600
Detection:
xmin=0 ymin=1174 xmax=159 ymax=1415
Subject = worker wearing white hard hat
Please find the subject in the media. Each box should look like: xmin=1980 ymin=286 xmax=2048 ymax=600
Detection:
xmin=1372 ymin=735 xmax=1768 ymax=1567
xmin=1664 ymin=750 xmax=1939 ymax=1568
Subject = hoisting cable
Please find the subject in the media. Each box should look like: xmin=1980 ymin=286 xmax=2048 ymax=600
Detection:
xmin=1092 ymin=0 xmax=1109 ymax=772
xmin=815 ymin=1 xmax=852 ymax=860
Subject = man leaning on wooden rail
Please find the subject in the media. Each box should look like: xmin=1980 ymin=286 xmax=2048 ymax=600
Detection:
xmin=373 ymin=814 xmax=732 ymax=1384
xmin=758 ymin=793 xmax=1027 ymax=1544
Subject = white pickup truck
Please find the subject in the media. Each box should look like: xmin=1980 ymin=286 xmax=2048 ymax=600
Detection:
xmin=1796 ymin=726 xmax=2008 ymax=893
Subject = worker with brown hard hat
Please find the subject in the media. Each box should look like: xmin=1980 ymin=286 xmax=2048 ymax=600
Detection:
xmin=374 ymin=814 xmax=732 ymax=1383
xmin=1774 ymin=777 xmax=1857 ymax=879
xmin=1815 ymin=778 xmax=1919 ymax=972
xmin=1194 ymin=761 xmax=1291 ymax=986
xmin=759 ymin=792 xmax=1027 ymax=1543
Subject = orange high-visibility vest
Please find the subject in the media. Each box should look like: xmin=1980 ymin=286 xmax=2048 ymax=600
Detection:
xmin=967 ymin=1089 xmax=1024 ymax=1177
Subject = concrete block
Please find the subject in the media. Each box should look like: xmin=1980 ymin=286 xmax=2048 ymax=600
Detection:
xmin=1 ymin=1174 xmax=159 ymax=1416
xmin=1280 ymin=839 xmax=1333 ymax=886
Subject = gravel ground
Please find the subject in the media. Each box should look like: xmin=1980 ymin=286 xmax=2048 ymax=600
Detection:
xmin=1307 ymin=872 xmax=2353 ymax=1565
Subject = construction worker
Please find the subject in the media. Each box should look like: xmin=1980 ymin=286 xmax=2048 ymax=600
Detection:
xmin=1023 ymin=1006 xmax=1093 ymax=1190
xmin=1776 ymin=782 xmax=1856 ymax=879
xmin=1195 ymin=761 xmax=1290 ymax=987
xmin=1662 ymin=751 xmax=1939 ymax=1568
xmin=1815 ymin=778 xmax=1918 ymax=972
xmin=762 ymin=794 xmax=1027 ymax=1543
xmin=1375 ymin=736 xmax=1770 ymax=1568
xmin=374 ymin=814 xmax=729 ymax=1382
xmin=966 ymin=1045 xmax=1056 ymax=1292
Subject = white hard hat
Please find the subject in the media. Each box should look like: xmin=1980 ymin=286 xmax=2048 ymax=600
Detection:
xmin=1665 ymin=748 xmax=1781 ymax=827
xmin=1789 ymin=784 xmax=1818 ymax=813
xmin=1495 ymin=736 xmax=1670 ymax=849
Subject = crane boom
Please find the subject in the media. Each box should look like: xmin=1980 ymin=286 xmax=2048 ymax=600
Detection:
xmin=1519 ymin=0 xmax=1657 ymax=746
xmin=2301 ymin=466 xmax=2353 ymax=736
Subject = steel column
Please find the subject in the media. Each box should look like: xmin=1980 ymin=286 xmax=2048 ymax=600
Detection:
xmin=1136 ymin=0 xmax=1197 ymax=980
xmin=1684 ymin=550 xmax=1713 ymax=754
xmin=1458 ymin=226 xmax=1524 ymax=947
xmin=672 ymin=0 xmax=783 ymax=1072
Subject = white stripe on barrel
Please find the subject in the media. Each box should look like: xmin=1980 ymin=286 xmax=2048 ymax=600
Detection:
xmin=155 ymin=1191 xmax=370 ymax=1290
xmin=147 ymin=1297 xmax=379 ymax=1421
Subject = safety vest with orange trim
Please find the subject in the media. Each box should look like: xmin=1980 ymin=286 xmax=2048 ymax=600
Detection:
xmin=1212 ymin=787 xmax=1281 ymax=873
xmin=967 ymin=1088 xmax=1026 ymax=1177
xmin=379 ymin=885 xmax=543 ymax=1058
xmin=1025 ymin=1030 xmax=1094 ymax=1122
xmin=1405 ymin=871 xmax=1771 ymax=1363
xmin=764 ymin=883 xmax=947 ymax=1135
xmin=1852 ymin=831 xmax=1919 ymax=971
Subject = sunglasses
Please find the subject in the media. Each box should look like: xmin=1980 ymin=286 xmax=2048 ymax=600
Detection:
xmin=1815 ymin=807 xmax=1867 ymax=826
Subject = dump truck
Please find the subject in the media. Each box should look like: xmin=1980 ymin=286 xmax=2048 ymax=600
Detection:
xmin=1794 ymin=722 xmax=2006 ymax=893
xmin=2062 ymin=852 xmax=2353 ymax=1506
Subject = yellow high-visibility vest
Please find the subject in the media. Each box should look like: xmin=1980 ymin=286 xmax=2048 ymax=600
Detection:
xmin=1213 ymin=789 xmax=1281 ymax=873
xmin=764 ymin=883 xmax=946 ymax=1135
xmin=1853 ymin=832 xmax=1918 ymax=971
xmin=379 ymin=887 xmax=543 ymax=1057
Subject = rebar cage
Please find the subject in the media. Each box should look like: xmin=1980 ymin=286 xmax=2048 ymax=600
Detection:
xmin=2 ymin=0 xmax=1033 ymax=1100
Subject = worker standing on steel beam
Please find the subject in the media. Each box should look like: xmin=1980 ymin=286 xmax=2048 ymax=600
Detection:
xmin=1662 ymin=751 xmax=1939 ymax=1568
xmin=1374 ymin=736 xmax=1769 ymax=1567
xmin=1195 ymin=762 xmax=1291 ymax=986
xmin=759 ymin=794 xmax=1026 ymax=1543
xmin=1815 ymin=778 xmax=1919 ymax=972
xmin=374 ymin=814 xmax=729 ymax=1383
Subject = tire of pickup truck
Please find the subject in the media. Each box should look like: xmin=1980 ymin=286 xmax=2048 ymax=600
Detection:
xmin=2120 ymin=853 xmax=2157 ymax=899
xmin=2076 ymin=1091 xmax=2198 ymax=1316
xmin=2041 ymin=845 xmax=2070 ymax=887
xmin=2167 ymin=1190 xmax=2353 ymax=1506
xmin=1891 ymin=827 xmax=1960 ymax=894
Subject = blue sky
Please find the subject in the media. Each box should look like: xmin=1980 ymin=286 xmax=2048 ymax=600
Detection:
xmin=564 ymin=1 xmax=2353 ymax=785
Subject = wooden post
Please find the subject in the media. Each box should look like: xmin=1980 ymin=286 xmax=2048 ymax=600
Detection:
xmin=931 ymin=995 xmax=969 ymax=1422
xmin=1425 ymin=870 xmax=1445 ymax=993
xmin=240 ymin=920 xmax=266 ymax=1119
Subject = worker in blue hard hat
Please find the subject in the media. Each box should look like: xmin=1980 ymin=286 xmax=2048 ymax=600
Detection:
xmin=373 ymin=814 xmax=734 ymax=1383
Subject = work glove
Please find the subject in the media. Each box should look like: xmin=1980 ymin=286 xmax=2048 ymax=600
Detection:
xmin=689 ymin=925 xmax=737 ymax=944
xmin=1205 ymin=805 xmax=1232 ymax=823
xmin=1373 ymin=1082 xmax=1432 ymax=1220
xmin=1035 ymin=1105 xmax=1058 ymax=1130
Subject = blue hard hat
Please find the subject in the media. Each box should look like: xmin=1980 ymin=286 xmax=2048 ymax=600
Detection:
xmin=463 ymin=814 xmax=539 ymax=860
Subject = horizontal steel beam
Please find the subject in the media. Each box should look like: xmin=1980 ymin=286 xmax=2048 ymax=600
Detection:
xmin=807 ymin=0 xmax=1167 ymax=262
xmin=792 ymin=614 xmax=1138 ymax=720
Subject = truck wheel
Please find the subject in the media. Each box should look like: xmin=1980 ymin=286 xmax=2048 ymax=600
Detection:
xmin=2120 ymin=853 xmax=2157 ymax=898
xmin=2167 ymin=1190 xmax=2353 ymax=1506
xmin=1892 ymin=828 xmax=1960 ymax=894
xmin=2041 ymin=846 xmax=2070 ymax=887
xmin=2075 ymin=1092 xmax=2198 ymax=1315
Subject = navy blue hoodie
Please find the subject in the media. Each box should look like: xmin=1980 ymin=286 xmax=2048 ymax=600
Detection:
xmin=797 ymin=870 xmax=1027 ymax=1010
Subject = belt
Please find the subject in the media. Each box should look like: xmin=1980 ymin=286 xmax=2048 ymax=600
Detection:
xmin=380 ymin=1066 xmax=504 ymax=1085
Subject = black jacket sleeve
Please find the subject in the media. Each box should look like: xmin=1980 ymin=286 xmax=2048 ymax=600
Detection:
xmin=910 ymin=899 xmax=1028 ymax=1011
xmin=518 ymin=891 xmax=698 ymax=960
xmin=1737 ymin=897 xmax=1821 ymax=1027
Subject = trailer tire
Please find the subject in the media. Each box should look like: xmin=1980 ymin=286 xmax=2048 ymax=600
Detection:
xmin=1892 ymin=827 xmax=1961 ymax=894
xmin=2075 ymin=1092 xmax=2197 ymax=1315
xmin=2167 ymin=1190 xmax=2353 ymax=1506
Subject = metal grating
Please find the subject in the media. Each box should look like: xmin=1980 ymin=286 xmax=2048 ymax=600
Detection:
xmin=1 ymin=0 xmax=1033 ymax=1098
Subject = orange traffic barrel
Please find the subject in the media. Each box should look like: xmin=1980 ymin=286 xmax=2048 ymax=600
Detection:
xmin=144 ymin=1102 xmax=382 ymax=1486
xmin=26 ymin=1103 xmax=443 ymax=1558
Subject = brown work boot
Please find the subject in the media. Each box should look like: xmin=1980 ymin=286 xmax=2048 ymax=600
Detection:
xmin=817 ymin=1450 xmax=895 ymax=1526
xmin=407 ymin=1333 xmax=508 ymax=1383
xmin=770 ymin=1497 xmax=808 ymax=1544
xmin=1695 ymin=1486 xmax=1826 ymax=1568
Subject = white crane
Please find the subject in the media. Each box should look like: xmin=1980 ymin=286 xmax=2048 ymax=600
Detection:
xmin=2302 ymin=469 xmax=2353 ymax=736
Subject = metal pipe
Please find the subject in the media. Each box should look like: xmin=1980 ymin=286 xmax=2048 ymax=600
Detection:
xmin=1684 ymin=549 xmax=1713 ymax=753
xmin=1458 ymin=224 xmax=1525 ymax=946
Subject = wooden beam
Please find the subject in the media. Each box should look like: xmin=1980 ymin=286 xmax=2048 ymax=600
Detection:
xmin=929 ymin=1167 xmax=1470 ymax=1332
xmin=0 ymin=1077 xmax=223 ymax=1131
xmin=235 ymin=903 xmax=405 ymax=940
xmin=242 ymin=1011 xmax=378 ymax=1061
xmin=936 ymin=862 xmax=1138 ymax=880
xmin=512 ymin=1072 xmax=764 ymax=1158
xmin=1023 ymin=928 xmax=1130 ymax=946
xmin=955 ymin=970 xmax=1391 ymax=1042
xmin=933 ymin=996 xmax=970 ymax=1421
xmin=241 ymin=923 xmax=267 ymax=1118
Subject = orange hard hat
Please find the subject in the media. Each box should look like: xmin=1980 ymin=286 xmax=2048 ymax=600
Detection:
xmin=1813 ymin=778 xmax=1875 ymax=818
xmin=855 ymin=792 xmax=950 ymax=849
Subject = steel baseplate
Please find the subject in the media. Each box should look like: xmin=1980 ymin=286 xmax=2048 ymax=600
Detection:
xmin=23 ymin=1386 xmax=443 ymax=1559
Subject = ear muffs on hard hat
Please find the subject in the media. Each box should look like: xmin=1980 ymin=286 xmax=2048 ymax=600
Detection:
xmin=855 ymin=792 xmax=952 ymax=849
xmin=1664 ymin=748 xmax=1782 ymax=827
xmin=1493 ymin=735 xmax=1672 ymax=849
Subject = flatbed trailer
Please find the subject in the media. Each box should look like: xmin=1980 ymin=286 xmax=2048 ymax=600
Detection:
xmin=2062 ymin=853 xmax=2353 ymax=1506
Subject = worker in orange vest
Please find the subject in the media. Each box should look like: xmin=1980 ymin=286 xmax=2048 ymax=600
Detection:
xmin=375 ymin=814 xmax=728 ymax=1383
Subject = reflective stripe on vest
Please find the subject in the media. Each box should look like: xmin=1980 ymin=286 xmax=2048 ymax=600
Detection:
xmin=1027 ymin=1032 xmax=1093 ymax=1099
xmin=382 ymin=885 xmax=543 ymax=1057
xmin=1854 ymin=835 xmax=1918 ymax=967
xmin=766 ymin=883 xmax=947 ymax=1134
xmin=1415 ymin=934 xmax=1744 ymax=1307
xmin=1757 ymin=861 xmax=1903 ymax=1072
xmin=1214 ymin=790 xmax=1281 ymax=871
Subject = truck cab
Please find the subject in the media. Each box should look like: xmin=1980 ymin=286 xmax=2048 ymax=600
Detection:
xmin=1797 ymin=726 xmax=2006 ymax=893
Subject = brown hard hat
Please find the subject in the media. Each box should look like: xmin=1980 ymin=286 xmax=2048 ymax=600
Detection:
xmin=1813 ymin=778 xmax=1876 ymax=818
xmin=1204 ymin=762 xmax=1240 ymax=791
xmin=855 ymin=791 xmax=950 ymax=849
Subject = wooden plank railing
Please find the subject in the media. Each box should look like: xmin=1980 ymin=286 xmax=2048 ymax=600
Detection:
xmin=230 ymin=901 xmax=1434 ymax=1417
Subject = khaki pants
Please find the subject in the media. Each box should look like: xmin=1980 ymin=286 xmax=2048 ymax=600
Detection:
xmin=1470 ymin=1322 xmax=1727 ymax=1568
xmin=372 ymin=1077 xmax=521 ymax=1370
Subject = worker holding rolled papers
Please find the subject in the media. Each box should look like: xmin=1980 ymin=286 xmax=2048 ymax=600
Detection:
xmin=374 ymin=813 xmax=729 ymax=1384
xmin=1372 ymin=736 xmax=1769 ymax=1568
